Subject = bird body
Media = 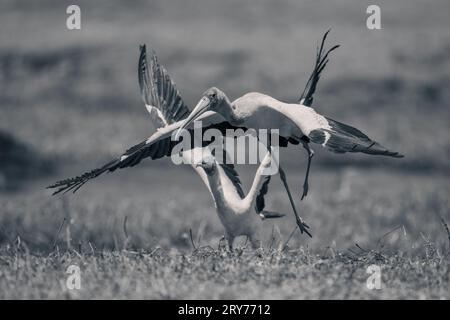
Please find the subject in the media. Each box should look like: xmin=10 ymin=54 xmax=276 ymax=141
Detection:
xmin=231 ymin=92 xmax=329 ymax=139
xmin=185 ymin=147 xmax=275 ymax=248
xmin=179 ymin=88 xmax=403 ymax=158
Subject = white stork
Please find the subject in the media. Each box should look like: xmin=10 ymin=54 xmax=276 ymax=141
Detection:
xmin=47 ymin=31 xmax=339 ymax=236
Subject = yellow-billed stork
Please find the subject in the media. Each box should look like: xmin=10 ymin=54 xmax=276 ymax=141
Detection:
xmin=175 ymin=33 xmax=404 ymax=200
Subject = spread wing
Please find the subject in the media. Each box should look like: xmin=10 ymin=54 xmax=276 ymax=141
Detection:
xmin=48 ymin=46 xmax=192 ymax=195
xmin=298 ymin=29 xmax=339 ymax=107
xmin=138 ymin=45 xmax=190 ymax=127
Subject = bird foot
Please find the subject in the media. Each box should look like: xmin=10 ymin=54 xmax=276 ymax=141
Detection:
xmin=296 ymin=217 xmax=312 ymax=238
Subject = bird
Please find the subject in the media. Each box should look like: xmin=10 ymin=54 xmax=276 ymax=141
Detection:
xmin=184 ymin=146 xmax=286 ymax=249
xmin=175 ymin=32 xmax=404 ymax=200
xmin=46 ymin=33 xmax=341 ymax=236
xmin=176 ymin=31 xmax=341 ymax=203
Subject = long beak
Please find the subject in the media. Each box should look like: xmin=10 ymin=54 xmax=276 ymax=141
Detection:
xmin=174 ymin=96 xmax=210 ymax=140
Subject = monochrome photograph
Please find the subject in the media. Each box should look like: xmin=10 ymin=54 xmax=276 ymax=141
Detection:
xmin=0 ymin=0 xmax=449 ymax=305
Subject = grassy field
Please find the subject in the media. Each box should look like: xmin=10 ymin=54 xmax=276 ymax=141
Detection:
xmin=0 ymin=167 xmax=449 ymax=299
xmin=1 ymin=0 xmax=450 ymax=299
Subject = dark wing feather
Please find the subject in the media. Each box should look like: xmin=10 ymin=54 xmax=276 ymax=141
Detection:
xmin=213 ymin=148 xmax=246 ymax=199
xmin=138 ymin=45 xmax=190 ymax=127
xmin=220 ymin=163 xmax=245 ymax=199
xmin=309 ymin=117 xmax=404 ymax=158
xmin=255 ymin=175 xmax=271 ymax=213
xmin=47 ymin=121 xmax=246 ymax=195
xmin=254 ymin=175 xmax=285 ymax=219
xmin=298 ymin=29 xmax=340 ymax=106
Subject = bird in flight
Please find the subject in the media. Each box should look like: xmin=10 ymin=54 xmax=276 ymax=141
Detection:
xmin=175 ymin=31 xmax=404 ymax=199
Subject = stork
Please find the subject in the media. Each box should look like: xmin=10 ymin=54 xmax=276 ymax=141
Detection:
xmin=47 ymin=31 xmax=342 ymax=236
xmin=175 ymin=33 xmax=404 ymax=200
xmin=185 ymin=147 xmax=285 ymax=249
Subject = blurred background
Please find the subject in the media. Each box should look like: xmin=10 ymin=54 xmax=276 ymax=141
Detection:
xmin=0 ymin=0 xmax=449 ymax=253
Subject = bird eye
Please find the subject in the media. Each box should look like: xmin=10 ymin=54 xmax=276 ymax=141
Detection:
xmin=211 ymin=93 xmax=216 ymax=98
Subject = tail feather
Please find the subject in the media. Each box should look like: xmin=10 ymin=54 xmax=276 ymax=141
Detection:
xmin=309 ymin=118 xmax=404 ymax=158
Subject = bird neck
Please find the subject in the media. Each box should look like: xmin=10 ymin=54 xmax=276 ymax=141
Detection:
xmin=207 ymin=172 xmax=225 ymax=203
xmin=243 ymin=166 xmax=266 ymax=210
xmin=218 ymin=96 xmax=242 ymax=126
xmin=207 ymin=167 xmax=246 ymax=213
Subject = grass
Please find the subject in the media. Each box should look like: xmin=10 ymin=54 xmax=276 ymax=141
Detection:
xmin=1 ymin=240 xmax=449 ymax=299
xmin=1 ymin=0 xmax=450 ymax=299
xmin=0 ymin=168 xmax=449 ymax=299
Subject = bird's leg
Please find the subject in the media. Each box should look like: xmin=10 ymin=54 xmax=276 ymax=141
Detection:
xmin=225 ymin=234 xmax=234 ymax=252
xmin=265 ymin=135 xmax=311 ymax=237
xmin=278 ymin=166 xmax=312 ymax=238
xmin=301 ymin=141 xmax=314 ymax=200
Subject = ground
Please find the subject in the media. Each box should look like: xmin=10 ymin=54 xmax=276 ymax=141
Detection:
xmin=1 ymin=168 xmax=449 ymax=299
xmin=0 ymin=0 xmax=450 ymax=299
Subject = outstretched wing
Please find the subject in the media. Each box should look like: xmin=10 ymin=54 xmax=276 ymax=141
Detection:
xmin=46 ymin=133 xmax=179 ymax=195
xmin=298 ymin=29 xmax=340 ymax=107
xmin=48 ymin=47 xmax=191 ymax=195
xmin=138 ymin=45 xmax=190 ymax=127
xmin=47 ymin=111 xmax=245 ymax=195
xmin=308 ymin=117 xmax=404 ymax=158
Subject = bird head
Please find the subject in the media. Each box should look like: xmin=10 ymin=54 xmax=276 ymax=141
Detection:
xmin=195 ymin=154 xmax=217 ymax=175
xmin=175 ymin=87 xmax=226 ymax=140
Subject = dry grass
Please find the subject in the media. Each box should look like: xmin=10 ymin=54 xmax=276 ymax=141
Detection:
xmin=1 ymin=238 xmax=449 ymax=299
xmin=1 ymin=168 xmax=450 ymax=299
